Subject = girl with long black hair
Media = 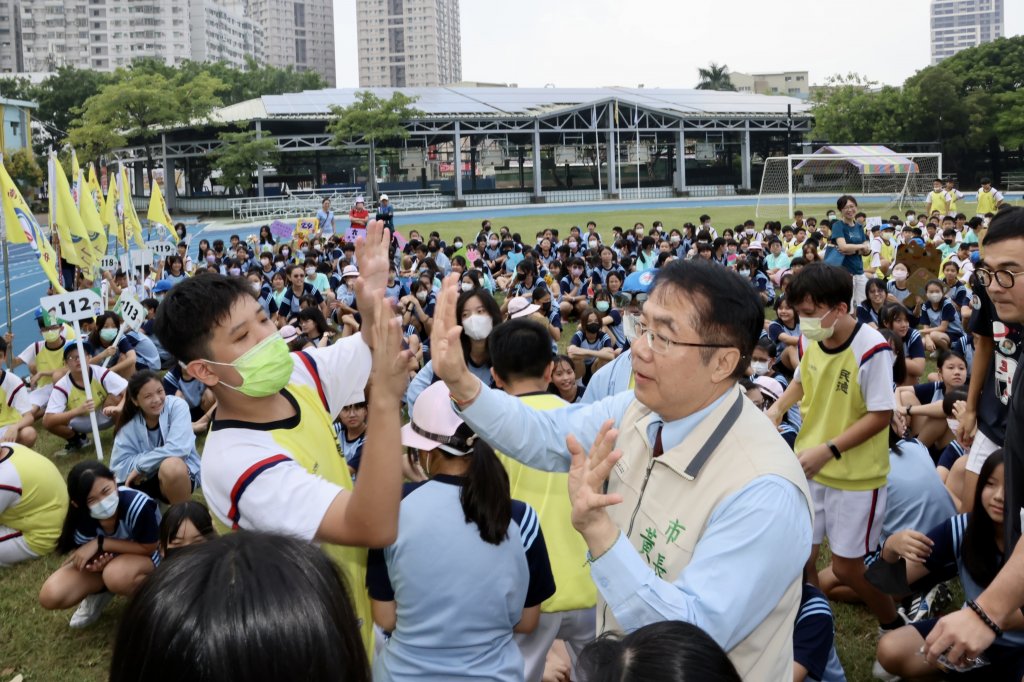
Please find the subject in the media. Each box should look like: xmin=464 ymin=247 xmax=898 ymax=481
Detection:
xmin=875 ymin=451 xmax=1024 ymax=679
xmin=367 ymin=380 xmax=555 ymax=681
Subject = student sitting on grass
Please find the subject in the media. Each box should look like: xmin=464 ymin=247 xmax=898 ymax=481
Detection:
xmin=0 ymin=336 xmax=38 ymax=447
xmin=874 ymin=451 xmax=1024 ymax=680
xmin=111 ymin=370 xmax=201 ymax=505
xmin=39 ymin=461 xmax=161 ymax=629
xmin=0 ymin=443 xmax=68 ymax=566
xmin=158 ymin=500 xmax=216 ymax=561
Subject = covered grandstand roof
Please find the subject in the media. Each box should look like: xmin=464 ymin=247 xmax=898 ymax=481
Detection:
xmin=794 ymin=145 xmax=919 ymax=174
xmin=212 ymin=86 xmax=812 ymax=123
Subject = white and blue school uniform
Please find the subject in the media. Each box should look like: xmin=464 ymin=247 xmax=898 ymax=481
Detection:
xmin=338 ymin=428 xmax=365 ymax=476
xmin=509 ymin=279 xmax=540 ymax=299
xmin=367 ymin=476 xmax=556 ymax=682
xmin=751 ymin=270 xmax=775 ymax=305
xmin=946 ymin=281 xmax=969 ymax=308
xmin=569 ymin=330 xmax=612 ymax=369
xmin=921 ymin=299 xmax=964 ymax=341
xmin=72 ymin=487 xmax=162 ymax=566
xmin=162 ymin=272 xmax=188 ymax=286
xmin=116 ymin=330 xmax=161 ymax=372
xmin=766 ymin=320 xmax=799 ymax=360
xmin=886 ymin=281 xmax=913 ymax=305
xmin=591 ymin=265 xmax=625 ymax=288
xmin=912 ymin=381 xmax=948 ymax=406
xmin=559 ymin=275 xmax=591 ymax=300
xmin=110 ymin=395 xmax=201 ymax=489
xmin=162 ymin=366 xmax=208 ymax=422
xmin=793 ymin=584 xmax=847 ymax=682
xmin=902 ymin=329 xmax=926 ymax=363
xmin=855 ymin=302 xmax=883 ymax=327
xmin=385 ymin=281 xmax=408 ymax=308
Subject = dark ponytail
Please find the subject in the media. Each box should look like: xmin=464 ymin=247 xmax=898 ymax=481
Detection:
xmin=459 ymin=439 xmax=511 ymax=545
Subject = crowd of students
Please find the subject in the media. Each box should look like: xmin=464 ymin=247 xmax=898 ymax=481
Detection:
xmin=0 ymin=184 xmax=1021 ymax=681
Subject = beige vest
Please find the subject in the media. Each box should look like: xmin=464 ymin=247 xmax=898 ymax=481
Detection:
xmin=603 ymin=385 xmax=813 ymax=682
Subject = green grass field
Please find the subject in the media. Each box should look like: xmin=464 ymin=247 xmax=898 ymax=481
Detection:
xmin=6 ymin=191 xmax=1007 ymax=681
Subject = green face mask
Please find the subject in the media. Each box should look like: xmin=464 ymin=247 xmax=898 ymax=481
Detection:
xmin=204 ymin=333 xmax=293 ymax=397
xmin=42 ymin=329 xmax=61 ymax=343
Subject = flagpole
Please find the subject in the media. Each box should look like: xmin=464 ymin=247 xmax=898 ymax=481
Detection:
xmin=0 ymin=152 xmax=12 ymax=368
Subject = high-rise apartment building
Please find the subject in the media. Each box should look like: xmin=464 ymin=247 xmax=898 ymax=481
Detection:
xmin=0 ymin=0 xmax=336 ymax=82
xmin=356 ymin=0 xmax=461 ymax=88
xmin=930 ymin=0 xmax=1004 ymax=64
xmin=246 ymin=0 xmax=335 ymax=85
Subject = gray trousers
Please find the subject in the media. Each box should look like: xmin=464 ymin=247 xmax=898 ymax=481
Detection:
xmin=515 ymin=607 xmax=596 ymax=682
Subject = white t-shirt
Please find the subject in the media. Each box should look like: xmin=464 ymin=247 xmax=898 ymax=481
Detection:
xmin=45 ymin=365 xmax=128 ymax=414
xmin=201 ymin=335 xmax=372 ymax=538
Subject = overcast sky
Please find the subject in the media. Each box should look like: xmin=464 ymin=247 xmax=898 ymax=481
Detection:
xmin=333 ymin=0 xmax=1023 ymax=88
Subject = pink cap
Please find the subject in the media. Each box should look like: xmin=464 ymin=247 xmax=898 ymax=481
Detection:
xmin=401 ymin=381 xmax=477 ymax=455
xmin=753 ymin=375 xmax=784 ymax=401
xmin=507 ymin=296 xmax=540 ymax=319
xmin=279 ymin=325 xmax=299 ymax=343
xmin=342 ymin=264 xmax=359 ymax=279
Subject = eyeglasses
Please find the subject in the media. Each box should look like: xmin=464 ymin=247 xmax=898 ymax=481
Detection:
xmin=633 ymin=320 xmax=733 ymax=355
xmin=975 ymin=267 xmax=1024 ymax=289
xmin=613 ymin=292 xmax=649 ymax=308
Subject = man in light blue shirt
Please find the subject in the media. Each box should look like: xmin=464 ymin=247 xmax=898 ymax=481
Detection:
xmin=316 ymin=198 xmax=335 ymax=236
xmin=428 ymin=259 xmax=813 ymax=680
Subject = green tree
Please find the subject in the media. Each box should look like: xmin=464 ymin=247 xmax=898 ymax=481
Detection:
xmin=33 ymin=67 xmax=115 ymax=145
xmin=695 ymin=63 xmax=736 ymax=91
xmin=3 ymin=148 xmax=44 ymax=197
xmin=208 ymin=129 xmax=280 ymax=195
xmin=327 ymin=91 xmax=424 ymax=198
xmin=188 ymin=57 xmax=326 ymax=106
xmin=0 ymin=76 xmax=35 ymax=102
xmin=68 ymin=67 xmax=224 ymax=183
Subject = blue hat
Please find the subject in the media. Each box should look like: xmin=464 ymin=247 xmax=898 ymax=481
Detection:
xmin=154 ymin=279 xmax=173 ymax=294
xmin=33 ymin=306 xmax=44 ymax=320
xmin=622 ymin=270 xmax=657 ymax=294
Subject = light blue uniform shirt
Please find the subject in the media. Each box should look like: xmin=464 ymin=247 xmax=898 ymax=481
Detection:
xmin=881 ymin=439 xmax=956 ymax=545
xmin=582 ymin=350 xmax=633 ymax=404
xmin=457 ymin=382 xmax=811 ymax=649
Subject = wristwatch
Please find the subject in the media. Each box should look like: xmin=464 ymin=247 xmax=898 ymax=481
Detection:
xmin=905 ymin=404 xmax=913 ymax=416
xmin=826 ymin=441 xmax=842 ymax=460
xmin=97 ymin=535 xmax=104 ymax=554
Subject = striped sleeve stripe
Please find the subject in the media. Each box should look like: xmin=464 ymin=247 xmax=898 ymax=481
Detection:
xmin=0 ymin=530 xmax=24 ymax=543
xmin=228 ymin=455 xmax=291 ymax=530
xmin=518 ymin=505 xmax=540 ymax=550
xmin=951 ymin=514 xmax=968 ymax=556
xmin=296 ymin=352 xmax=328 ymax=411
xmin=7 ymin=381 xmax=24 ymax=406
xmin=53 ymin=385 xmax=69 ymax=398
xmin=860 ymin=342 xmax=892 ymax=366
xmin=797 ymin=606 xmax=833 ymax=624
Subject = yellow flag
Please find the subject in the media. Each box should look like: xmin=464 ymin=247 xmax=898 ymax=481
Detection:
xmin=70 ymin=150 xmax=81 ymax=207
xmin=51 ymin=153 xmax=93 ymax=270
xmin=119 ymin=166 xmax=145 ymax=249
xmin=87 ymin=164 xmax=106 ymax=216
xmin=48 ymin=155 xmax=81 ymax=266
xmin=101 ymin=173 xmax=125 ymax=248
xmin=80 ymin=169 xmax=107 ymax=258
xmin=146 ymin=179 xmax=177 ymax=242
xmin=0 ymin=162 xmax=66 ymax=292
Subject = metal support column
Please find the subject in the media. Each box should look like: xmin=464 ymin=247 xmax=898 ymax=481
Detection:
xmin=161 ymin=133 xmax=174 ymax=210
xmin=606 ymin=130 xmax=618 ymax=199
xmin=255 ymin=121 xmax=265 ymax=198
xmin=675 ymin=128 xmax=686 ymax=194
xmin=453 ymin=121 xmax=463 ymax=205
xmin=532 ymin=120 xmax=543 ymax=203
xmin=741 ymin=129 xmax=752 ymax=191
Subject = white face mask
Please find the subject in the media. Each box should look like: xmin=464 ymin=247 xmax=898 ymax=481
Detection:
xmin=305 ymin=267 xmax=316 ymax=277
xmin=462 ymin=314 xmax=493 ymax=341
xmin=251 ymin=282 xmax=261 ymax=294
xmin=416 ymin=291 xmax=427 ymax=302
xmin=89 ymin=490 xmax=119 ymax=520
xmin=454 ymin=241 xmax=463 ymax=248
xmin=738 ymin=269 xmax=750 ymax=277
xmin=801 ymin=309 xmax=837 ymax=342
xmin=460 ymin=282 xmax=473 ymax=292
xmin=892 ymin=270 xmax=908 ymax=283
xmin=623 ymin=313 xmax=640 ymax=344
xmin=750 ymin=360 xmax=770 ymax=376
xmin=927 ymin=292 xmax=944 ymax=304
xmin=588 ymin=240 xmax=598 ymax=248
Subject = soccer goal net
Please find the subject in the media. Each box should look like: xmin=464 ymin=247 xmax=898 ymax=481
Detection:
xmin=756 ymin=152 xmax=943 ymax=219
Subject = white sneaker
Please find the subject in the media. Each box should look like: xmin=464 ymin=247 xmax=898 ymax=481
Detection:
xmin=872 ymin=659 xmax=900 ymax=681
xmin=69 ymin=591 xmax=114 ymax=628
